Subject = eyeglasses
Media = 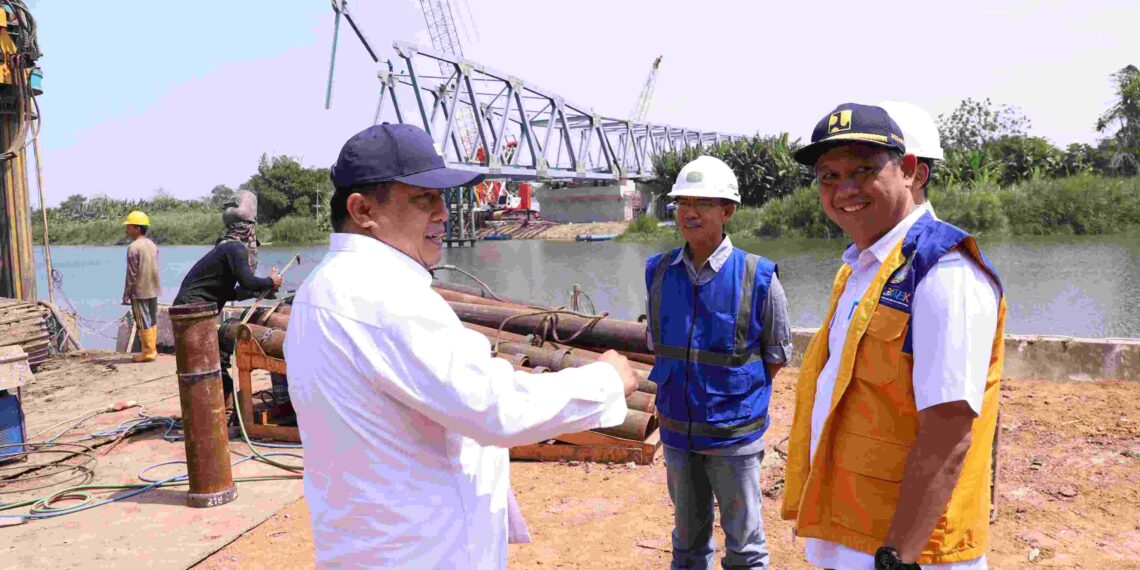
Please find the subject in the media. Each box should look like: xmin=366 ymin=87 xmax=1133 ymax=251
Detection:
xmin=672 ymin=198 xmax=725 ymax=210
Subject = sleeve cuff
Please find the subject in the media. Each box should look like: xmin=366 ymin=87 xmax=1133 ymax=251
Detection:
xmin=581 ymin=361 xmax=630 ymax=429
xmin=762 ymin=340 xmax=794 ymax=365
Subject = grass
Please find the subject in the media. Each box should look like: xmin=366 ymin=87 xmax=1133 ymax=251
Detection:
xmin=34 ymin=214 xmax=329 ymax=246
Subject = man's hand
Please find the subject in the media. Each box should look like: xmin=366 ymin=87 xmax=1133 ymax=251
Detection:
xmin=270 ymin=267 xmax=283 ymax=290
xmin=599 ymin=350 xmax=638 ymax=396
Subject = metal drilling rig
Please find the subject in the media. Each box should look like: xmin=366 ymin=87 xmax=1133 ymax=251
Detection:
xmin=0 ymin=0 xmax=41 ymax=301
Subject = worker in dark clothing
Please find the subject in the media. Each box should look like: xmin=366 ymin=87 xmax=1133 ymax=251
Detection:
xmin=172 ymin=239 xmax=280 ymax=311
xmin=174 ymin=195 xmax=282 ymax=408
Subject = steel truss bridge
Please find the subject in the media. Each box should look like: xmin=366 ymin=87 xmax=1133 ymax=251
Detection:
xmin=367 ymin=41 xmax=743 ymax=182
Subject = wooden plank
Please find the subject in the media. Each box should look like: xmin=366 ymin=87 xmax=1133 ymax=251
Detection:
xmin=554 ymin=429 xmax=640 ymax=447
xmin=510 ymin=443 xmax=645 ymax=465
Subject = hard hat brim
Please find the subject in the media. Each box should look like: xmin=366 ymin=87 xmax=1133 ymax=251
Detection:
xmin=666 ymin=188 xmax=741 ymax=204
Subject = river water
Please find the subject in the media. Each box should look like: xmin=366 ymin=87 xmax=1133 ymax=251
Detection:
xmin=32 ymin=234 xmax=1140 ymax=350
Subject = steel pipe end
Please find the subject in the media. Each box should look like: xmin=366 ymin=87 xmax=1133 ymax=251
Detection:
xmin=170 ymin=302 xmax=219 ymax=323
xmin=187 ymin=485 xmax=238 ymax=509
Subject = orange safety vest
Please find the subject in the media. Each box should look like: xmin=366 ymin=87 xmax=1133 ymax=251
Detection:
xmin=780 ymin=215 xmax=1006 ymax=564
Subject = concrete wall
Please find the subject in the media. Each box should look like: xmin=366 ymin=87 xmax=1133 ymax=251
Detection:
xmin=789 ymin=328 xmax=1140 ymax=382
xmin=538 ymin=181 xmax=645 ymax=223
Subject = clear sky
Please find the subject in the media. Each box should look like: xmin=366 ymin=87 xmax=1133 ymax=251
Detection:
xmin=31 ymin=0 xmax=1140 ymax=206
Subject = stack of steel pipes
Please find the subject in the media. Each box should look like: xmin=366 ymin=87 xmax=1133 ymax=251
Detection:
xmin=432 ymin=280 xmax=658 ymax=443
xmin=221 ymin=281 xmax=661 ymax=444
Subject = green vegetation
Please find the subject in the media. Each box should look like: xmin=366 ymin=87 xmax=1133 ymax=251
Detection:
xmin=650 ymin=133 xmax=812 ymax=207
xmin=627 ymin=65 xmax=1140 ymax=241
xmin=617 ymin=214 xmax=677 ymax=242
xmin=752 ymin=175 xmax=1140 ymax=238
xmin=34 ymin=154 xmax=333 ymax=246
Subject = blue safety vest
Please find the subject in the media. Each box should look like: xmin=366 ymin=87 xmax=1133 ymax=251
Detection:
xmin=645 ymin=247 xmax=776 ymax=451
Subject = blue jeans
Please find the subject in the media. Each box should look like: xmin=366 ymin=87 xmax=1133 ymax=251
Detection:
xmin=665 ymin=446 xmax=769 ymax=570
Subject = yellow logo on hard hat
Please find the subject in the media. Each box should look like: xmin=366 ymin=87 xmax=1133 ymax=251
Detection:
xmin=828 ymin=110 xmax=853 ymax=134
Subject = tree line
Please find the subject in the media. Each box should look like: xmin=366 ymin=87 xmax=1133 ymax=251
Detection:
xmin=650 ymin=65 xmax=1140 ymax=207
xmin=36 ymin=154 xmax=334 ymax=245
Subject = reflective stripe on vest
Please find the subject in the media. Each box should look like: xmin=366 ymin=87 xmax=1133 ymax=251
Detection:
xmin=650 ymin=252 xmax=762 ymax=367
xmin=658 ymin=413 xmax=767 ymax=439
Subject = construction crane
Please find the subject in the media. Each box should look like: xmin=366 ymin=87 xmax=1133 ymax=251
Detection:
xmin=417 ymin=0 xmax=479 ymax=159
xmin=629 ymin=55 xmax=662 ymax=122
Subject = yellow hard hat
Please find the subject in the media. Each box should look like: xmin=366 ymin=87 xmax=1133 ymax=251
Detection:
xmin=123 ymin=211 xmax=150 ymax=226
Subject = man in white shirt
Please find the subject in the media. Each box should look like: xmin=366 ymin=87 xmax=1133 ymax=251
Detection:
xmin=780 ymin=104 xmax=1006 ymax=569
xmin=285 ymin=123 xmax=639 ymax=569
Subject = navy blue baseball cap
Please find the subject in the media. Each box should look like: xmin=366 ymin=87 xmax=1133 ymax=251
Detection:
xmin=793 ymin=103 xmax=907 ymax=166
xmin=330 ymin=123 xmax=485 ymax=189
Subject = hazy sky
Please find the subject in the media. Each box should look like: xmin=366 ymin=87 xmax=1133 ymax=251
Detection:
xmin=32 ymin=0 xmax=1140 ymax=206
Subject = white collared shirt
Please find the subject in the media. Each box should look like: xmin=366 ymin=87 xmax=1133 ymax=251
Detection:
xmin=805 ymin=207 xmax=999 ymax=570
xmin=284 ymin=233 xmax=627 ymax=569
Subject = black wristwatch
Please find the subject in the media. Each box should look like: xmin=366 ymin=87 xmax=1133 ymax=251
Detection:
xmin=875 ymin=546 xmax=922 ymax=570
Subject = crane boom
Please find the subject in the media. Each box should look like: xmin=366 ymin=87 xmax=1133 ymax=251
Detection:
xmin=418 ymin=0 xmax=479 ymax=158
xmin=629 ymin=55 xmax=662 ymax=122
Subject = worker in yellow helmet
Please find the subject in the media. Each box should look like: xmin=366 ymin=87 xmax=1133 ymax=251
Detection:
xmin=122 ymin=210 xmax=161 ymax=363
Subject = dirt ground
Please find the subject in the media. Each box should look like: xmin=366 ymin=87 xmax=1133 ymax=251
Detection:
xmin=480 ymin=220 xmax=631 ymax=242
xmin=197 ymin=371 xmax=1140 ymax=569
xmin=7 ymin=351 xmax=304 ymax=569
xmin=538 ymin=221 xmax=631 ymax=241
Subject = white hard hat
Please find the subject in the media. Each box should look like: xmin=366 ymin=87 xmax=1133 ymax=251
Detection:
xmin=668 ymin=156 xmax=741 ymax=204
xmin=878 ymin=100 xmax=945 ymax=161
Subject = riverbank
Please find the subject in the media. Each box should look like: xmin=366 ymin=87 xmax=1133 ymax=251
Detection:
xmin=198 ymin=370 xmax=1140 ymax=568
xmin=35 ymin=215 xmax=630 ymax=246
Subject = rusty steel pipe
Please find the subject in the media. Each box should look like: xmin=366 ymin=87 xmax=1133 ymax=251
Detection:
xmin=221 ymin=321 xmax=287 ymax=360
xmin=499 ymin=357 xmax=654 ymax=411
xmin=170 ymin=302 xmax=237 ymax=508
xmin=486 ymin=338 xmax=656 ymax=395
xmin=448 ymin=301 xmax=649 ymax=355
xmin=496 ymin=352 xmax=530 ymax=368
xmin=431 ymin=279 xmax=534 ymax=307
xmin=464 ymin=322 xmax=654 ymax=373
xmin=594 ymin=408 xmax=656 ymax=441
xmin=433 ymin=286 xmax=531 ymax=310
xmin=626 ymin=391 xmax=656 ymax=414
xmin=259 ymin=311 xmax=290 ymax=331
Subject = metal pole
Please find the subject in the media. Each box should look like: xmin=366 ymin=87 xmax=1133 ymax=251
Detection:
xmin=31 ymin=137 xmax=52 ymax=304
xmin=170 ymin=302 xmax=238 ymax=508
xmin=324 ymin=0 xmax=343 ymax=110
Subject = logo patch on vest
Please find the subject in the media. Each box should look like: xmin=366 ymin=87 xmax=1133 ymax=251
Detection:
xmin=880 ymin=252 xmax=916 ymax=312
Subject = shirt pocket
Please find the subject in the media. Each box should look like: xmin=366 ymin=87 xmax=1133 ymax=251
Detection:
xmin=853 ymin=306 xmax=910 ymax=386
xmin=703 ymin=368 xmax=753 ymax=424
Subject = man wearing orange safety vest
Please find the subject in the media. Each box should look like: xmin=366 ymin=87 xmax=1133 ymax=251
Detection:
xmin=781 ymin=103 xmax=1005 ymax=570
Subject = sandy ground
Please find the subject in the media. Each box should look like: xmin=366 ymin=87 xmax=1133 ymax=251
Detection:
xmin=479 ymin=220 xmax=631 ymax=241
xmin=5 ymin=351 xmax=304 ymax=569
xmin=197 ymin=371 xmax=1140 ymax=569
xmin=538 ymin=221 xmax=631 ymax=241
